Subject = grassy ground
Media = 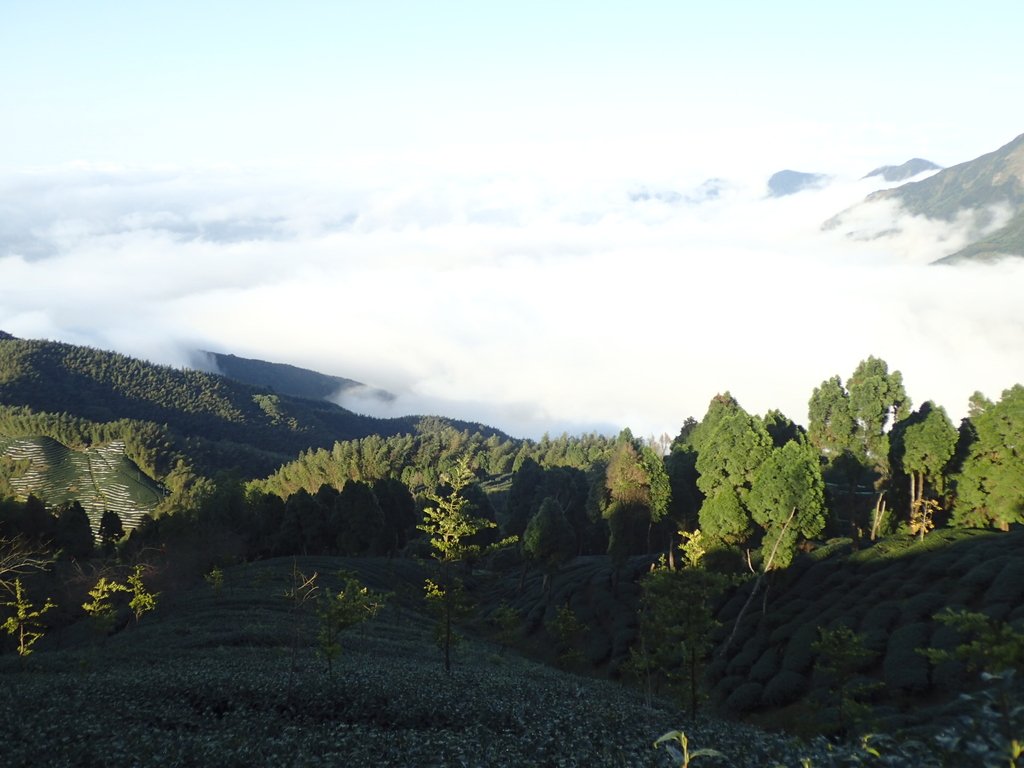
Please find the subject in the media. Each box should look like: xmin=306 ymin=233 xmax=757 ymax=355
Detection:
xmin=1 ymin=557 xmax=837 ymax=767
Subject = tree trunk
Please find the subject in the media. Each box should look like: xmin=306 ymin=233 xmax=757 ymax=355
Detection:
xmin=689 ymin=645 xmax=699 ymax=715
xmin=443 ymin=560 xmax=452 ymax=674
xmin=870 ymin=493 xmax=886 ymax=541
xmin=723 ymin=508 xmax=796 ymax=653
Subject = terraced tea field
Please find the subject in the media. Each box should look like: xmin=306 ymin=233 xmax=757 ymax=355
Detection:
xmin=0 ymin=436 xmax=163 ymax=530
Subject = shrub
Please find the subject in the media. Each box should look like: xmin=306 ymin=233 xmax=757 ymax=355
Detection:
xmin=761 ymin=670 xmax=806 ymax=707
xmin=900 ymin=591 xmax=946 ymax=623
xmin=781 ymin=623 xmax=819 ymax=674
xmin=749 ymin=646 xmax=780 ymax=683
xmin=770 ymin=598 xmax=810 ymax=626
xmin=710 ymin=674 xmax=745 ymax=707
xmin=724 ymin=682 xmax=763 ymax=713
xmin=860 ymin=602 xmax=901 ymax=635
xmin=981 ymin=602 xmax=1012 ymax=622
xmin=984 ymin=559 xmax=1024 ymax=604
xmin=726 ymin=635 xmax=765 ymax=676
xmin=927 ymin=623 xmax=967 ymax=692
xmin=883 ymin=623 xmax=931 ymax=692
xmin=962 ymin=556 xmax=1010 ymax=589
xmin=769 ymin=620 xmax=797 ymax=644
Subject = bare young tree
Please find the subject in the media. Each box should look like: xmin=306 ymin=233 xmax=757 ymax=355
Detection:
xmin=0 ymin=537 xmax=52 ymax=595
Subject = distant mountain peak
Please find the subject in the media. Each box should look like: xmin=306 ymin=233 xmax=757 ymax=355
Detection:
xmin=767 ymin=170 xmax=830 ymax=197
xmin=825 ymin=131 xmax=1024 ymax=264
xmin=864 ymin=158 xmax=942 ymax=182
xmin=0 ymin=330 xmax=15 ymax=341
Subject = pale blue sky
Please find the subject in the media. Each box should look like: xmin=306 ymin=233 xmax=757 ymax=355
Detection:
xmin=2 ymin=1 xmax=1023 ymax=438
xmin=3 ymin=1 xmax=1021 ymax=173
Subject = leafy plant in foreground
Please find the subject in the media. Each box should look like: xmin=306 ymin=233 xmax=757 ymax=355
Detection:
xmin=317 ymin=571 xmax=385 ymax=676
xmin=921 ymin=609 xmax=1024 ymax=766
xmin=653 ymin=730 xmax=724 ymax=767
xmin=82 ymin=575 xmax=129 ymax=636
xmin=811 ymin=625 xmax=878 ymax=738
xmin=418 ymin=454 xmax=495 ymax=673
xmin=2 ymin=577 xmax=55 ymax=657
xmin=126 ymin=564 xmax=158 ymax=623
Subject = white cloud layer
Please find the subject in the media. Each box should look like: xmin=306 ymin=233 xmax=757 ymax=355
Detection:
xmin=2 ymin=163 xmax=1022 ymax=440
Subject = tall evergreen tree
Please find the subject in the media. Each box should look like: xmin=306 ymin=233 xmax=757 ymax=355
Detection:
xmin=748 ymin=440 xmax=826 ymax=570
xmin=953 ymin=386 xmax=1024 ymax=530
xmin=54 ymin=501 xmax=93 ymax=560
xmin=694 ymin=400 xmax=771 ymax=546
xmin=418 ymin=455 xmax=495 ymax=673
xmin=890 ymin=401 xmax=958 ymax=519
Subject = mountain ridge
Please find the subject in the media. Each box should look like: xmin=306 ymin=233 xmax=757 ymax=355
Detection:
xmin=826 ymin=131 xmax=1024 ymax=263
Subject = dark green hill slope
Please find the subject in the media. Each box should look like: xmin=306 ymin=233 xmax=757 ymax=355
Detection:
xmin=0 ymin=335 xmax=507 ymax=482
xmin=706 ymin=527 xmax=1024 ymax=731
xmin=0 ymin=556 xmax=829 ymax=767
xmin=194 ymin=349 xmax=393 ymax=403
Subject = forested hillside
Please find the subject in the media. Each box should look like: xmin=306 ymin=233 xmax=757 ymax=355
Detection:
xmin=0 ymin=333 xmax=506 ymax=480
xmin=2 ymin=335 xmax=1022 ymax=765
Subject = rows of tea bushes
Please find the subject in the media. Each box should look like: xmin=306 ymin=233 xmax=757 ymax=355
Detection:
xmin=707 ymin=527 xmax=1024 ymax=730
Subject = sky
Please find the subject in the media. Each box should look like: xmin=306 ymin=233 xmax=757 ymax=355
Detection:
xmin=1 ymin=1 xmax=1023 ymax=439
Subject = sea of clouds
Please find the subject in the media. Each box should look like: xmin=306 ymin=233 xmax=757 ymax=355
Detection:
xmin=1 ymin=161 xmax=1022 ymax=439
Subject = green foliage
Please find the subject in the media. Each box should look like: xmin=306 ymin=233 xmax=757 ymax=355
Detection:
xmin=522 ymin=496 xmax=576 ymax=571
xmin=126 ymin=564 xmax=158 ymax=623
xmin=2 ymin=578 xmax=55 ymax=657
xmin=317 ymin=571 xmax=385 ymax=675
xmin=748 ymin=439 xmax=826 ymax=570
xmin=204 ymin=565 xmax=224 ymax=590
xmin=762 ymin=669 xmax=806 ymax=706
xmin=488 ymin=601 xmax=521 ymax=650
xmin=545 ymin=604 xmax=586 ymax=667
xmin=954 ymin=385 xmax=1024 ymax=530
xmin=418 ymin=456 xmax=496 ymax=564
xmin=694 ymin=400 xmax=771 ymax=546
xmin=419 ymin=456 xmax=496 ymax=673
xmin=812 ymin=625 xmax=878 ymax=736
xmin=678 ymin=529 xmax=707 ymax=568
xmin=883 ymin=622 xmax=931 ymax=692
xmin=82 ymin=575 xmax=130 ymax=635
xmin=724 ymin=681 xmax=763 ymax=713
xmin=632 ymin=566 xmax=725 ymax=713
xmin=921 ymin=608 xmax=1024 ymax=675
xmin=891 ymin=401 xmax=957 ymax=496
xmin=808 ymin=375 xmax=855 ymax=460
xmin=98 ymin=509 xmax=125 ymax=555
xmin=653 ymin=730 xmax=724 ymax=767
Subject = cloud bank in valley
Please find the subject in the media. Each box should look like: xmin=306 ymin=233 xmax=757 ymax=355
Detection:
xmin=1 ymin=162 xmax=1022 ymax=439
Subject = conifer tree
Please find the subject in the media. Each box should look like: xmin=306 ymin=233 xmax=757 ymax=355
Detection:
xmin=2 ymin=578 xmax=55 ymax=657
xmin=418 ymin=454 xmax=495 ymax=673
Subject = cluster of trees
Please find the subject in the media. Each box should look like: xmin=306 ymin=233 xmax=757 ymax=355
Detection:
xmin=0 ymin=496 xmax=126 ymax=560
xmin=3 ymin=347 xmax=1020 ymax=581
xmin=809 ymin=358 xmax=1023 ymax=537
xmin=255 ymin=419 xmax=619 ymax=499
xmin=0 ymin=531 xmax=159 ymax=657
